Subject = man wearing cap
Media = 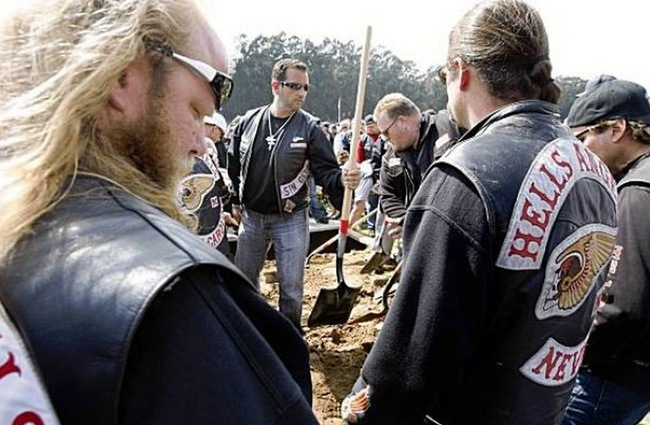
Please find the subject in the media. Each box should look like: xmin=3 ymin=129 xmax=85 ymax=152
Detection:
xmin=204 ymin=111 xmax=229 ymax=168
xmin=562 ymin=78 xmax=650 ymax=424
xmin=178 ymin=112 xmax=235 ymax=257
xmin=576 ymin=74 xmax=616 ymax=98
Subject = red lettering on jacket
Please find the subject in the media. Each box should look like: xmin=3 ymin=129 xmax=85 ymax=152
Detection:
xmin=0 ymin=352 xmax=21 ymax=381
xmin=12 ymin=411 xmax=45 ymax=425
xmin=521 ymin=337 xmax=587 ymax=386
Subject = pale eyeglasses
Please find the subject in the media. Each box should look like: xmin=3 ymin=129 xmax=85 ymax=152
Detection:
xmin=573 ymin=120 xmax=618 ymax=142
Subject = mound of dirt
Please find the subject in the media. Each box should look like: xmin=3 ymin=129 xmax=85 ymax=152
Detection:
xmin=259 ymin=247 xmax=395 ymax=424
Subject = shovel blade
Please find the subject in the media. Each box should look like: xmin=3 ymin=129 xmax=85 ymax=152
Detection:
xmin=308 ymin=229 xmax=361 ymax=327
xmin=307 ymin=284 xmax=361 ymax=327
xmin=359 ymin=251 xmax=384 ymax=274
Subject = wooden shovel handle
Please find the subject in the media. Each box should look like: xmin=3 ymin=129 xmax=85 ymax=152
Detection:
xmin=340 ymin=26 xmax=372 ymax=226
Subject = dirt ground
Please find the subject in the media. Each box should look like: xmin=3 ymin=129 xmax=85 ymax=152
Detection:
xmin=260 ymin=245 xmax=650 ymax=425
xmin=259 ymin=246 xmax=393 ymax=424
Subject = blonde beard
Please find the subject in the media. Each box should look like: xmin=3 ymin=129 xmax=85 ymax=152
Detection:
xmin=114 ymin=92 xmax=190 ymax=192
xmin=82 ymin=91 xmax=194 ymax=223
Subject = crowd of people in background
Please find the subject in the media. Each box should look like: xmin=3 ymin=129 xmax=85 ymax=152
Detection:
xmin=2 ymin=0 xmax=650 ymax=424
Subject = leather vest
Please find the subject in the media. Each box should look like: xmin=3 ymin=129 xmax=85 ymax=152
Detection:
xmin=237 ymin=106 xmax=320 ymax=214
xmin=0 ymin=176 xmax=254 ymax=425
xmin=618 ymin=151 xmax=650 ymax=189
xmin=178 ymin=138 xmax=230 ymax=254
xmin=437 ymin=101 xmax=618 ymax=424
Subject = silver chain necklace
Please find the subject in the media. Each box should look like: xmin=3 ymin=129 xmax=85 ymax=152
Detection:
xmin=265 ymin=111 xmax=296 ymax=151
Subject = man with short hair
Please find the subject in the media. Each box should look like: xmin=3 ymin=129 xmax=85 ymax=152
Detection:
xmin=373 ymin=93 xmax=459 ymax=242
xmin=228 ymin=58 xmax=360 ymax=331
xmin=561 ymin=78 xmax=650 ymax=425
xmin=342 ymin=1 xmax=617 ymax=424
xmin=0 ymin=1 xmax=319 ymax=424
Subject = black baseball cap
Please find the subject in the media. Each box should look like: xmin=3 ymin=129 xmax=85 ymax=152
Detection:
xmin=576 ymin=74 xmax=616 ymax=97
xmin=364 ymin=114 xmax=375 ymax=125
xmin=566 ymin=79 xmax=650 ymax=127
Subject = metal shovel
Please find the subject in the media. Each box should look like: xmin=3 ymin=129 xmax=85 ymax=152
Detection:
xmin=307 ymin=26 xmax=372 ymax=327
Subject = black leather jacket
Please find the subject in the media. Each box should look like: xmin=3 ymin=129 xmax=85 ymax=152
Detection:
xmin=0 ymin=176 xmax=318 ymax=425
xmin=378 ymin=110 xmax=459 ymax=220
xmin=228 ymin=106 xmax=344 ymax=214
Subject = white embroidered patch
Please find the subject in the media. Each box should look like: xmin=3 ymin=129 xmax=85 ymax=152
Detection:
xmin=0 ymin=304 xmax=60 ymax=425
xmin=205 ymin=220 xmax=227 ymax=249
xmin=290 ymin=142 xmax=307 ymax=149
xmin=536 ymin=224 xmax=616 ymax=320
xmin=497 ymin=137 xmax=617 ymax=270
xmin=520 ymin=336 xmax=587 ymax=386
xmin=178 ymin=173 xmax=215 ymax=212
xmin=280 ymin=161 xmax=310 ymax=199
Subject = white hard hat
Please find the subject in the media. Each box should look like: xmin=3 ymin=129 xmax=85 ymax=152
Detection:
xmin=204 ymin=112 xmax=228 ymax=132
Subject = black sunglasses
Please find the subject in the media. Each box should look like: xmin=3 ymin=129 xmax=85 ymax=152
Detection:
xmin=280 ymin=81 xmax=310 ymax=92
xmin=172 ymin=52 xmax=234 ymax=110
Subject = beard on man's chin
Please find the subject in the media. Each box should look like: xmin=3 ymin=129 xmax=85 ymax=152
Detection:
xmin=112 ymin=110 xmax=192 ymax=192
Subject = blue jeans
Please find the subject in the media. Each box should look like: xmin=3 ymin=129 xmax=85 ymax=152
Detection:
xmin=235 ymin=208 xmax=309 ymax=330
xmin=308 ymin=178 xmax=328 ymax=221
xmin=561 ymin=370 xmax=650 ymax=425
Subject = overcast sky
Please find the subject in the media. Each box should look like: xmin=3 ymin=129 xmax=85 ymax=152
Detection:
xmin=1 ymin=1 xmax=646 ymax=91
xmin=203 ymin=0 xmax=649 ymax=92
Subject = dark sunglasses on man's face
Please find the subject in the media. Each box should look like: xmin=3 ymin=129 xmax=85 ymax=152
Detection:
xmin=172 ymin=52 xmax=234 ymax=110
xmin=280 ymin=81 xmax=310 ymax=92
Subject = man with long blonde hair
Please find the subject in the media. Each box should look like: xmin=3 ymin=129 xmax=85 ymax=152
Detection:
xmin=0 ymin=1 xmax=318 ymax=424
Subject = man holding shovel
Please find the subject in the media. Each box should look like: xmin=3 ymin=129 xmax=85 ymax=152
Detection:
xmin=343 ymin=1 xmax=617 ymax=424
xmin=228 ymin=58 xmax=361 ymax=332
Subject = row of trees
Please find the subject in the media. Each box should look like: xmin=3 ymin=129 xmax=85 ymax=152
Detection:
xmin=221 ymin=32 xmax=588 ymax=123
